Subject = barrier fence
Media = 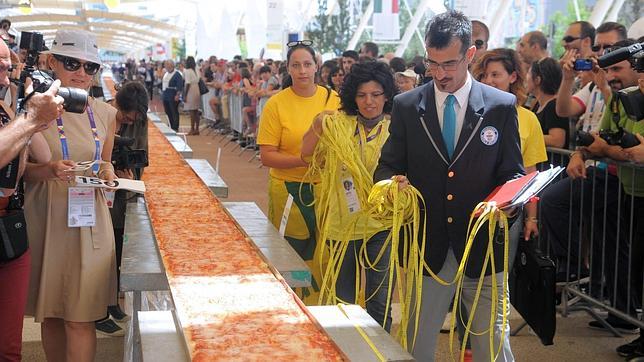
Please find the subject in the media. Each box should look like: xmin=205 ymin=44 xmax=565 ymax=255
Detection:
xmin=538 ymin=147 xmax=643 ymax=335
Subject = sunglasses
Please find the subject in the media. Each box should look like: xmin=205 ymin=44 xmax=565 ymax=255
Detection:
xmin=286 ymin=40 xmax=313 ymax=48
xmin=562 ymin=36 xmax=581 ymax=43
xmin=53 ymin=54 xmax=101 ymax=76
xmin=474 ymin=39 xmax=485 ymax=49
xmin=591 ymin=43 xmax=612 ymax=54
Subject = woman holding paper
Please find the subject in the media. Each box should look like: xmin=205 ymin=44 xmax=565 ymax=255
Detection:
xmin=23 ymin=29 xmax=118 ymax=362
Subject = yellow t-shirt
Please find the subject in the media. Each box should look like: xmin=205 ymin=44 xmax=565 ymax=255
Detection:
xmin=257 ymin=86 xmax=340 ymax=182
xmin=517 ymin=106 xmax=548 ymax=168
xmin=318 ymin=113 xmax=390 ymax=241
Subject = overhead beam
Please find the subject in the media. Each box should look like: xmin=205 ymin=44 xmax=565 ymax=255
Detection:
xmin=84 ymin=10 xmax=182 ymax=33
xmin=347 ymin=0 xmax=373 ymax=50
xmin=7 ymin=14 xmax=83 ymax=23
xmin=395 ymin=0 xmax=437 ymax=57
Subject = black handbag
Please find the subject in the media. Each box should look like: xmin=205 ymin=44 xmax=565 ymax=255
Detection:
xmin=198 ymin=78 xmax=209 ymax=95
xmin=509 ymin=237 xmax=556 ymax=346
xmin=0 ymin=209 xmax=29 ymax=263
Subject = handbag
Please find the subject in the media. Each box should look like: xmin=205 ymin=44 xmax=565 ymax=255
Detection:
xmin=509 ymin=236 xmax=556 ymax=346
xmin=198 ymin=78 xmax=209 ymax=95
xmin=0 ymin=209 xmax=29 ymax=263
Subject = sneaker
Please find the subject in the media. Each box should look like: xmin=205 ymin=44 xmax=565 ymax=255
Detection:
xmin=588 ymin=319 xmax=639 ymax=334
xmin=95 ymin=318 xmax=124 ymax=337
xmin=108 ymin=305 xmax=130 ymax=323
xmin=626 ymin=346 xmax=644 ymax=361
xmin=618 ymin=337 xmax=642 ymax=357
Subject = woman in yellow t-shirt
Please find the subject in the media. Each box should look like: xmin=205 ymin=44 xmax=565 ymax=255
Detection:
xmin=301 ymin=61 xmax=398 ymax=330
xmin=472 ymin=48 xmax=547 ymax=239
xmin=257 ymin=41 xmax=340 ymax=304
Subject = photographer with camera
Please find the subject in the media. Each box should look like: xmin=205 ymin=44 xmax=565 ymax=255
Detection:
xmin=94 ymin=80 xmax=149 ymax=336
xmin=0 ymin=37 xmax=65 ymax=362
xmin=22 ymin=29 xmax=119 ymax=362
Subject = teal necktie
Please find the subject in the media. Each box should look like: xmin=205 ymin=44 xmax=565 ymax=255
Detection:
xmin=442 ymin=94 xmax=456 ymax=159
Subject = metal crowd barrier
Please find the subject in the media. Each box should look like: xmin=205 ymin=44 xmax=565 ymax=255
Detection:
xmin=537 ymin=147 xmax=644 ymax=336
xmin=228 ymin=92 xmax=243 ymax=134
xmin=200 ymin=88 xmax=218 ymax=122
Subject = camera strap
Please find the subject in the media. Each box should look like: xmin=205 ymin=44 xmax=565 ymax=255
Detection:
xmin=56 ymin=105 xmax=101 ymax=174
xmin=610 ymin=92 xmax=623 ymax=131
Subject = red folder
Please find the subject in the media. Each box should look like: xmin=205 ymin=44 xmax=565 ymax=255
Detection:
xmin=484 ymin=171 xmax=539 ymax=208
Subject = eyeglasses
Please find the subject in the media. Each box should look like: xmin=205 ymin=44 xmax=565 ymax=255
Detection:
xmin=53 ymin=54 xmax=101 ymax=76
xmin=355 ymin=91 xmax=385 ymax=100
xmin=425 ymin=56 xmax=465 ymax=72
xmin=562 ymin=36 xmax=580 ymax=43
xmin=286 ymin=40 xmax=313 ymax=48
xmin=474 ymin=39 xmax=486 ymax=49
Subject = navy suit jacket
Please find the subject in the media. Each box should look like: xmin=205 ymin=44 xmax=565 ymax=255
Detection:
xmin=162 ymin=71 xmax=184 ymax=102
xmin=374 ymin=79 xmax=524 ymax=277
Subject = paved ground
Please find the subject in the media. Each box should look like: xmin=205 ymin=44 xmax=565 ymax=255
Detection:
xmin=20 ymin=107 xmax=632 ymax=361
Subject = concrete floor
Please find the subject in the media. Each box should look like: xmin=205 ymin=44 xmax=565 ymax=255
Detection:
xmin=19 ymin=109 xmax=634 ymax=361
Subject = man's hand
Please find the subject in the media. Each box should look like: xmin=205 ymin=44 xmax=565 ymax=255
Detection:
xmin=174 ymin=94 xmax=180 ymax=102
xmin=560 ymin=49 xmax=578 ymax=81
xmin=25 ymin=79 xmax=64 ymax=131
xmin=523 ymin=219 xmax=539 ymax=240
xmin=567 ymin=152 xmax=587 ymax=179
xmin=51 ymin=159 xmax=76 ymax=181
xmin=392 ymin=175 xmax=409 ymax=191
xmin=624 ymin=134 xmax=644 ymax=163
xmin=586 ymin=132 xmax=608 ymax=156
xmin=591 ymin=60 xmax=611 ymax=98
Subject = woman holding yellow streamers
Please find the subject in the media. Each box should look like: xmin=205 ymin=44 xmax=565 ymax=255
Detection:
xmin=301 ymin=61 xmax=398 ymax=330
xmin=257 ymin=41 xmax=340 ymax=304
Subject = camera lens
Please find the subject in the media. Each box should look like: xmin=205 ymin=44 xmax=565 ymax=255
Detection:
xmin=57 ymin=86 xmax=88 ymax=113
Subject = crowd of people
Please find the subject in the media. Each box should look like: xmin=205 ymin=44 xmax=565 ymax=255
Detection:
xmin=0 ymin=10 xmax=642 ymax=362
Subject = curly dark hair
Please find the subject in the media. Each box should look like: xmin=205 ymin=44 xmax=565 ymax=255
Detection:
xmin=340 ymin=61 xmax=397 ymax=116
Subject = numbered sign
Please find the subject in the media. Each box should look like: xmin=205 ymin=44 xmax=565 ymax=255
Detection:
xmin=74 ymin=176 xmax=146 ymax=194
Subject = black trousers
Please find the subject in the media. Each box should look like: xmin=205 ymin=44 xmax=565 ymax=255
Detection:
xmin=163 ymin=98 xmax=180 ymax=131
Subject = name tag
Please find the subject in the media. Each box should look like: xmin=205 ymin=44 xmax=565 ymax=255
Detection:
xmin=104 ymin=191 xmax=115 ymax=208
xmin=342 ymin=176 xmax=361 ymax=214
xmin=68 ymin=187 xmax=96 ymax=227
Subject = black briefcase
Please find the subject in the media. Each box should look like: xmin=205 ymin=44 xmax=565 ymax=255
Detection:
xmin=509 ymin=237 xmax=556 ymax=346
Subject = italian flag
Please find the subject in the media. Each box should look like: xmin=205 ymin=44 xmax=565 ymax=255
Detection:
xmin=374 ymin=0 xmax=399 ymax=14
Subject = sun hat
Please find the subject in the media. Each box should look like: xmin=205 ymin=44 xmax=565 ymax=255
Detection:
xmin=396 ymin=68 xmax=418 ymax=79
xmin=41 ymin=29 xmax=100 ymax=64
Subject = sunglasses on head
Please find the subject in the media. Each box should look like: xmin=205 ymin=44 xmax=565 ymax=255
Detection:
xmin=53 ymin=54 xmax=101 ymax=75
xmin=562 ymin=36 xmax=581 ymax=43
xmin=286 ymin=40 xmax=313 ymax=48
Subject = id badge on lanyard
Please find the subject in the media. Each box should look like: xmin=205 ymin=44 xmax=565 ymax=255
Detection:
xmin=56 ymin=106 xmax=101 ymax=174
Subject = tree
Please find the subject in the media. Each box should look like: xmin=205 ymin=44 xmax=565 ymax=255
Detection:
xmin=307 ymin=0 xmax=353 ymax=56
xmin=543 ymin=0 xmax=592 ymax=59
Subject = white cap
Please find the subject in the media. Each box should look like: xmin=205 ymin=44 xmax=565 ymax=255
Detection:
xmin=396 ymin=68 xmax=418 ymax=79
xmin=42 ymin=29 xmax=100 ymax=64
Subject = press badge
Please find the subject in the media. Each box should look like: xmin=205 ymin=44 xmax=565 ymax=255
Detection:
xmin=342 ymin=176 xmax=361 ymax=214
xmin=68 ymin=187 xmax=96 ymax=227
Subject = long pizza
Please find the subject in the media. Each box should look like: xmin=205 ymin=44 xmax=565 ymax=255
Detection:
xmin=142 ymin=124 xmax=345 ymax=361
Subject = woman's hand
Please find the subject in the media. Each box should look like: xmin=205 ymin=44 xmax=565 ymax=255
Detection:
xmin=51 ymin=160 xmax=76 ymax=181
xmin=392 ymin=175 xmax=409 ymax=191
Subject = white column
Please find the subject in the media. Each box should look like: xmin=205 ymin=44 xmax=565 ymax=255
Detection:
xmin=347 ymin=0 xmax=374 ymax=51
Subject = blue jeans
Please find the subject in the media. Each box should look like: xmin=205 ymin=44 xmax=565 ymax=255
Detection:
xmin=334 ymin=230 xmax=393 ymax=331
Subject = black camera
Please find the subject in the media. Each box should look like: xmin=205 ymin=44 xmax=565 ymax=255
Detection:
xmin=598 ymin=41 xmax=643 ymax=72
xmin=617 ymin=86 xmax=644 ymax=121
xmin=13 ymin=31 xmax=88 ymax=114
xmin=111 ymin=136 xmax=148 ymax=171
xmin=576 ymin=129 xmax=640 ymax=148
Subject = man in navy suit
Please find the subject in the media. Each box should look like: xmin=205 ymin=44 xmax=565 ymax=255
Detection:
xmin=162 ymin=59 xmax=184 ymax=131
xmin=375 ymin=11 xmax=524 ymax=361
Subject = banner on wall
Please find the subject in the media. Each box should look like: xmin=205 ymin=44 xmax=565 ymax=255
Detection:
xmin=372 ymin=0 xmax=400 ymax=41
xmin=266 ymin=0 xmax=284 ymax=59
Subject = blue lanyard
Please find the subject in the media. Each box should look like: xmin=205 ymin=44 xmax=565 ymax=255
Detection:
xmin=56 ymin=106 xmax=101 ymax=174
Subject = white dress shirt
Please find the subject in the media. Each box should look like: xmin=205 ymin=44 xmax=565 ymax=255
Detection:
xmin=162 ymin=70 xmax=177 ymax=91
xmin=434 ymin=74 xmax=473 ymax=147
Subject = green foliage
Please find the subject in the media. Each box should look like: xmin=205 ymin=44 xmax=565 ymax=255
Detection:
xmin=306 ymin=0 xmax=353 ymax=56
xmin=543 ymin=0 xmax=592 ymax=59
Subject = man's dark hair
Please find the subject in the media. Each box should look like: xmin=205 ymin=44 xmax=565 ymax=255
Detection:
xmin=342 ymin=50 xmax=359 ymax=61
xmin=340 ymin=61 xmax=397 ymax=116
xmin=389 ymin=57 xmax=406 ymax=72
xmin=233 ymin=55 xmax=242 ymax=61
xmin=322 ymin=59 xmax=338 ymax=70
xmin=115 ymin=81 xmax=149 ymax=124
xmin=471 ymin=20 xmax=489 ymax=41
xmin=530 ymin=57 xmax=562 ymax=95
xmin=425 ymin=10 xmax=472 ymax=55
xmin=0 ymin=19 xmax=10 ymax=29
xmin=526 ymin=30 xmax=548 ymax=50
xmin=362 ymin=41 xmax=379 ymax=57
xmin=571 ymin=21 xmax=596 ymax=45
xmin=596 ymin=22 xmax=628 ymax=41
xmin=259 ymin=65 xmax=271 ymax=74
